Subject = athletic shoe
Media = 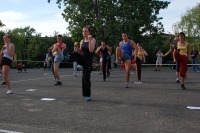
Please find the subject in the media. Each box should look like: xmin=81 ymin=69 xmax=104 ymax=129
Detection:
xmin=1 ymin=82 xmax=6 ymax=85
xmin=125 ymin=83 xmax=128 ymax=88
xmin=181 ymin=84 xmax=186 ymax=90
xmin=134 ymin=81 xmax=143 ymax=84
xmin=6 ymin=90 xmax=13 ymax=95
xmin=86 ymin=97 xmax=91 ymax=101
xmin=54 ymin=81 xmax=62 ymax=85
xmin=114 ymin=60 xmax=120 ymax=65
xmin=176 ymin=80 xmax=180 ymax=83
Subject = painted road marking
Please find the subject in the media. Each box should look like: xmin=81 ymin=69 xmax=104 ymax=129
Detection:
xmin=0 ymin=129 xmax=23 ymax=133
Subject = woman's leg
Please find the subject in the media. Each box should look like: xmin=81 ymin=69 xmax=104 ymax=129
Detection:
xmin=2 ymin=65 xmax=11 ymax=91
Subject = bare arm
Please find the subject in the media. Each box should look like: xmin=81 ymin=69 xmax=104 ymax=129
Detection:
xmin=88 ymin=35 xmax=96 ymax=52
xmin=163 ymin=49 xmax=172 ymax=57
xmin=106 ymin=45 xmax=112 ymax=53
xmin=143 ymin=49 xmax=148 ymax=56
xmin=95 ymin=46 xmax=101 ymax=54
xmin=187 ymin=43 xmax=191 ymax=60
xmin=9 ymin=43 xmax=15 ymax=57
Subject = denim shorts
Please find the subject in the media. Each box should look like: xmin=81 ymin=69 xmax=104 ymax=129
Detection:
xmin=54 ymin=53 xmax=63 ymax=64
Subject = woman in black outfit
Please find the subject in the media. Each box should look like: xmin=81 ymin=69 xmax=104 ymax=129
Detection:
xmin=95 ymin=41 xmax=112 ymax=81
xmin=73 ymin=26 xmax=96 ymax=101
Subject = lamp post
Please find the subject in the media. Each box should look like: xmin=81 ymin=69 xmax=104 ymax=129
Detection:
xmin=24 ymin=32 xmax=29 ymax=61
xmin=93 ymin=0 xmax=99 ymax=20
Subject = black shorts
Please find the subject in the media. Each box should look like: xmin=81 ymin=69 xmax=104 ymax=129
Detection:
xmin=1 ymin=57 xmax=12 ymax=67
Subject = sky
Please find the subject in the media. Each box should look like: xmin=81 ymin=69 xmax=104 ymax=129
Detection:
xmin=0 ymin=0 xmax=199 ymax=37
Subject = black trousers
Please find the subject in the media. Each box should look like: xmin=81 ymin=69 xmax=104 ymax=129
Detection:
xmin=102 ymin=56 xmax=108 ymax=80
xmin=136 ymin=57 xmax=142 ymax=81
xmin=69 ymin=52 xmax=92 ymax=97
xmin=107 ymin=55 xmax=111 ymax=70
xmin=82 ymin=66 xmax=91 ymax=97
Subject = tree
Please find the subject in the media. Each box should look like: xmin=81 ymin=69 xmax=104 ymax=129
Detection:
xmin=0 ymin=20 xmax=5 ymax=27
xmin=48 ymin=0 xmax=170 ymax=46
xmin=172 ymin=3 xmax=200 ymax=38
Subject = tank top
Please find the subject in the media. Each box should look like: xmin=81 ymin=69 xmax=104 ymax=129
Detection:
xmin=177 ymin=42 xmax=188 ymax=56
xmin=100 ymin=47 xmax=109 ymax=58
xmin=56 ymin=43 xmax=63 ymax=51
xmin=137 ymin=49 xmax=143 ymax=60
xmin=121 ymin=40 xmax=132 ymax=58
xmin=3 ymin=43 xmax=14 ymax=60
xmin=81 ymin=41 xmax=93 ymax=66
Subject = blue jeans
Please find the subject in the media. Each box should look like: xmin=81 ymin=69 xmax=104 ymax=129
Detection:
xmin=192 ymin=58 xmax=200 ymax=72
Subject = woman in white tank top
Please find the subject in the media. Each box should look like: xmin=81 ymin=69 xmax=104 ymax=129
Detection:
xmin=1 ymin=34 xmax=15 ymax=95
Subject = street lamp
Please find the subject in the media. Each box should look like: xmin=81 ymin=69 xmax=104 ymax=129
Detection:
xmin=93 ymin=0 xmax=99 ymax=19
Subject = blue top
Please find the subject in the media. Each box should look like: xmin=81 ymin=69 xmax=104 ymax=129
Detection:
xmin=121 ymin=40 xmax=132 ymax=58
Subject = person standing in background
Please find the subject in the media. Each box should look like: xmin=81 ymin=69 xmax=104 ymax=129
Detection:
xmin=95 ymin=40 xmax=112 ymax=81
xmin=154 ymin=49 xmax=164 ymax=71
xmin=190 ymin=46 xmax=200 ymax=72
xmin=49 ymin=35 xmax=66 ymax=85
xmin=163 ymin=36 xmax=180 ymax=83
xmin=1 ymin=34 xmax=15 ymax=94
xmin=73 ymin=42 xmax=79 ymax=77
xmin=134 ymin=43 xmax=148 ymax=84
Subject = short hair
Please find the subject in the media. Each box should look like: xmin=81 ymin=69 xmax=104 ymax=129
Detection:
xmin=178 ymin=32 xmax=185 ymax=38
xmin=57 ymin=34 xmax=63 ymax=38
xmin=3 ymin=34 xmax=10 ymax=38
xmin=122 ymin=31 xmax=128 ymax=35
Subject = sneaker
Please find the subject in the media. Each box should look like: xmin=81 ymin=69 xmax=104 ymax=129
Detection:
xmin=107 ymin=71 xmax=110 ymax=77
xmin=181 ymin=84 xmax=186 ymax=90
xmin=114 ymin=60 xmax=120 ymax=65
xmin=176 ymin=80 xmax=180 ymax=83
xmin=134 ymin=81 xmax=143 ymax=84
xmin=1 ymin=82 xmax=6 ymax=85
xmin=139 ymin=80 xmax=143 ymax=84
xmin=6 ymin=90 xmax=13 ymax=95
xmin=54 ymin=81 xmax=62 ymax=85
xmin=125 ymin=83 xmax=128 ymax=88
xmin=86 ymin=97 xmax=91 ymax=101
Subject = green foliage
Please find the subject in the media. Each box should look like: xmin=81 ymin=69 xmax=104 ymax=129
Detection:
xmin=172 ymin=3 xmax=200 ymax=38
xmin=0 ymin=20 xmax=5 ymax=27
xmin=48 ymin=0 xmax=170 ymax=47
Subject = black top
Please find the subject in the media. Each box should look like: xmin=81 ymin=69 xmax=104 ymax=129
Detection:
xmin=81 ymin=41 xmax=93 ymax=66
xmin=99 ymin=47 xmax=109 ymax=58
xmin=191 ymin=50 xmax=199 ymax=59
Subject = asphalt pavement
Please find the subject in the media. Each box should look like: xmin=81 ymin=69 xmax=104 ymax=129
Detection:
xmin=0 ymin=67 xmax=200 ymax=133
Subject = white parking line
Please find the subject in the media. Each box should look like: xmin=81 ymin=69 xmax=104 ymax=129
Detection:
xmin=0 ymin=129 xmax=23 ymax=133
xmin=10 ymin=74 xmax=72 ymax=83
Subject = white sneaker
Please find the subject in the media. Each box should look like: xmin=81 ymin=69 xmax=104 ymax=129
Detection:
xmin=134 ymin=81 xmax=143 ymax=84
xmin=125 ymin=83 xmax=129 ymax=88
xmin=6 ymin=90 xmax=13 ymax=95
